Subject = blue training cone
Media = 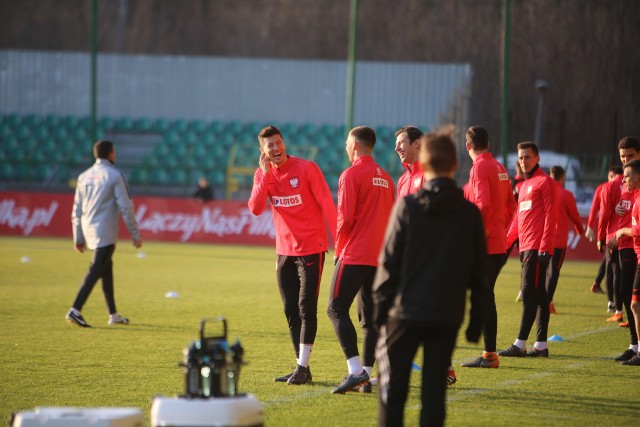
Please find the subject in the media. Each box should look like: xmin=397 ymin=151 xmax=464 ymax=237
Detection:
xmin=411 ymin=362 xmax=422 ymax=371
xmin=548 ymin=334 xmax=565 ymax=342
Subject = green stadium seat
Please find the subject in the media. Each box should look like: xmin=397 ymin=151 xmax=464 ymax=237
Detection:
xmin=149 ymin=169 xmax=169 ymax=185
xmin=183 ymin=131 xmax=198 ymax=146
xmin=129 ymin=168 xmax=149 ymax=185
xmin=169 ymin=168 xmax=187 ymax=186
xmin=192 ymin=120 xmax=208 ymax=134
xmin=209 ymin=170 xmax=225 ymax=186
xmin=115 ymin=117 xmax=133 ymax=131
xmin=24 ymin=114 xmax=42 ymax=128
xmin=133 ymin=118 xmax=152 ymax=132
xmin=33 ymin=164 xmax=53 ymax=181
xmin=226 ymin=121 xmax=242 ymax=135
xmin=172 ymin=119 xmax=189 ymax=134
xmin=171 ymin=144 xmax=188 ymax=158
xmin=152 ymin=118 xmax=171 ymax=133
xmin=62 ymin=116 xmax=79 ymax=129
xmin=98 ymin=117 xmax=115 ymax=131
xmin=16 ymin=124 xmax=31 ymax=141
xmin=7 ymin=113 xmax=23 ymax=128
xmin=0 ymin=163 xmax=13 ymax=180
xmin=210 ymin=121 xmax=225 ymax=135
xmin=13 ymin=163 xmax=31 ymax=181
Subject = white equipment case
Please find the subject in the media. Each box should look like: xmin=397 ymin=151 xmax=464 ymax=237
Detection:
xmin=10 ymin=407 xmax=144 ymax=427
xmin=151 ymin=395 xmax=264 ymax=427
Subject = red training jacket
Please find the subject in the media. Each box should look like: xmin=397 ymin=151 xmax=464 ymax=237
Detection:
xmin=553 ymin=182 xmax=585 ymax=249
xmin=598 ymin=176 xmax=624 ymax=243
xmin=507 ymin=166 xmax=558 ymax=253
xmin=465 ymin=152 xmax=517 ymax=254
xmin=587 ymin=182 xmax=606 ymax=230
xmin=248 ymin=156 xmax=337 ymax=256
xmin=335 ymin=155 xmax=395 ymax=266
xmin=630 ymin=190 xmax=640 ymax=262
xmin=397 ymin=160 xmax=424 ymax=198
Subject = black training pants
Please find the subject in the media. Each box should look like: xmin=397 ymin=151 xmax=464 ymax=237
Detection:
xmin=518 ymin=250 xmax=550 ymax=343
xmin=619 ymin=248 xmax=638 ymax=345
xmin=327 ymin=261 xmax=377 ymax=366
xmin=72 ymin=244 xmax=117 ymax=314
xmin=483 ymin=253 xmax=508 ymax=353
xmin=377 ymin=317 xmax=457 ymax=427
xmin=276 ymin=252 xmax=325 ymax=357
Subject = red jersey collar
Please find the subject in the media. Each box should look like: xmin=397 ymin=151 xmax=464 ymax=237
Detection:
xmin=403 ymin=160 xmax=422 ymax=173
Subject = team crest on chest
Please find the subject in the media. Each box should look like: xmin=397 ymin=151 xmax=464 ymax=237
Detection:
xmin=289 ymin=177 xmax=299 ymax=188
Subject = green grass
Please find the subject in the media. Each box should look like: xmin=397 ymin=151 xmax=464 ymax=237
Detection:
xmin=1 ymin=236 xmax=639 ymax=426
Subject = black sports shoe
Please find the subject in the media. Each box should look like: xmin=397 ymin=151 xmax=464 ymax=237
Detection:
xmin=498 ymin=345 xmax=526 ymax=357
xmin=620 ymin=354 xmax=640 ymax=366
xmin=287 ymin=365 xmax=312 ymax=385
xmin=275 ymin=366 xmax=312 ymax=382
xmin=526 ymin=347 xmax=549 ymax=357
xmin=332 ymin=370 xmax=369 ymax=394
xmin=359 ymin=381 xmax=372 ymax=393
xmin=461 ymin=354 xmax=499 ymax=368
xmin=66 ymin=310 xmax=91 ymax=328
xmin=614 ymin=349 xmax=637 ymax=362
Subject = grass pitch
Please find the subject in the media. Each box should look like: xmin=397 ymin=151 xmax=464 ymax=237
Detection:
xmin=1 ymin=236 xmax=639 ymax=426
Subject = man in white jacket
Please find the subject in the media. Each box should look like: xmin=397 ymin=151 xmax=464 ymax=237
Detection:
xmin=66 ymin=140 xmax=142 ymax=328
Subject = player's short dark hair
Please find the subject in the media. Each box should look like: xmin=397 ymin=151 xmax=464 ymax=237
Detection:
xmin=395 ymin=126 xmax=423 ymax=143
xmin=258 ymin=125 xmax=283 ymax=144
xmin=419 ymin=131 xmax=457 ymax=174
xmin=550 ymin=165 xmax=565 ymax=181
xmin=466 ymin=126 xmax=489 ymax=150
xmin=618 ymin=136 xmax=640 ymax=151
xmin=93 ymin=140 xmax=114 ymax=159
xmin=517 ymin=141 xmax=539 ymax=156
xmin=624 ymin=159 xmax=640 ymax=176
xmin=349 ymin=126 xmax=376 ymax=148
xmin=610 ymin=165 xmax=623 ymax=175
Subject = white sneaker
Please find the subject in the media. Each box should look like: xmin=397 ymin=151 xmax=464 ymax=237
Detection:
xmin=370 ymin=376 xmax=379 ymax=386
xmin=108 ymin=313 xmax=129 ymax=325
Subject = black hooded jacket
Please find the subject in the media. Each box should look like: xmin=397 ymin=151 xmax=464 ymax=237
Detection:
xmin=373 ymin=177 xmax=489 ymax=333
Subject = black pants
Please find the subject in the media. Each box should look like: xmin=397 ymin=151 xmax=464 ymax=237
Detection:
xmin=594 ymin=255 xmax=606 ymax=285
xmin=545 ymin=247 xmax=567 ymax=303
xmin=619 ymin=248 xmax=638 ymax=345
xmin=483 ymin=253 xmax=508 ymax=353
xmin=276 ymin=253 xmax=325 ymax=357
xmin=377 ymin=317 xmax=457 ymax=427
xmin=518 ymin=250 xmax=550 ymax=343
xmin=72 ymin=244 xmax=117 ymax=314
xmin=606 ymin=246 xmax=621 ymax=310
xmin=327 ymin=261 xmax=377 ymax=366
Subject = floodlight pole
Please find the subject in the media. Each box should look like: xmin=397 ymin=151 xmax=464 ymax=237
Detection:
xmin=90 ymin=0 xmax=98 ymax=143
xmin=345 ymin=0 xmax=358 ymax=137
xmin=500 ymin=0 xmax=511 ymax=166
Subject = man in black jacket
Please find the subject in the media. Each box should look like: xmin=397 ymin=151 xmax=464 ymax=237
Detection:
xmin=373 ymin=131 xmax=489 ymax=427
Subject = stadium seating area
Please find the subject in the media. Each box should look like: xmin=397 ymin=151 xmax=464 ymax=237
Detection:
xmin=0 ymin=113 xmax=406 ymax=196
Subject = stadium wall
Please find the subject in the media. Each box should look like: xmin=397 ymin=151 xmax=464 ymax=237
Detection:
xmin=0 ymin=50 xmax=471 ymax=131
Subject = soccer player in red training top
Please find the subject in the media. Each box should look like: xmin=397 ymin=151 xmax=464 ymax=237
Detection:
xmin=501 ymin=142 xmax=558 ymax=358
xmin=461 ymin=126 xmax=517 ymax=369
xmin=394 ymin=124 xmax=457 ymax=384
xmin=327 ymin=126 xmax=395 ymax=394
xmin=599 ymin=138 xmax=640 ymax=324
xmin=248 ymin=125 xmax=337 ymax=385
xmin=587 ymin=166 xmax=622 ymax=295
xmin=374 ymin=131 xmax=489 ymax=426
xmin=546 ymin=166 xmax=584 ymax=314
xmin=615 ymin=158 xmax=640 ymax=366
xmin=395 ymin=126 xmax=424 ymax=197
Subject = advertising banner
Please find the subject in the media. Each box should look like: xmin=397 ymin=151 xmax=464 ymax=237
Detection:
xmin=0 ymin=191 xmax=602 ymax=261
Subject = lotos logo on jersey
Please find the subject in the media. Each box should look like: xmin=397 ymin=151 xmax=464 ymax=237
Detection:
xmin=272 ymin=194 xmax=302 ymax=207
xmin=289 ymin=177 xmax=299 ymax=188
xmin=520 ymin=200 xmax=532 ymax=211
xmin=498 ymin=173 xmax=509 ymax=181
xmin=373 ymin=177 xmax=389 ymax=188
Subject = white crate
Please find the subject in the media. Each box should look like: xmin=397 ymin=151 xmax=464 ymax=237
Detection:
xmin=151 ymin=395 xmax=263 ymax=427
xmin=11 ymin=407 xmax=144 ymax=427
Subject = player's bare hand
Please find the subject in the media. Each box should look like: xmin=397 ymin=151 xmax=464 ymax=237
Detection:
xmin=616 ymin=229 xmax=625 ymax=240
xmin=75 ymin=243 xmax=85 ymax=253
xmin=585 ymin=227 xmax=595 ymax=242
xmin=259 ymin=152 xmax=270 ymax=173
xmin=133 ymin=239 xmax=142 ymax=248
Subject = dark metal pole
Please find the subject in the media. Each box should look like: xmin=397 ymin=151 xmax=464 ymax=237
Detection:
xmin=345 ymin=0 xmax=358 ymax=137
xmin=533 ymin=79 xmax=549 ymax=148
xmin=500 ymin=0 xmax=511 ymax=166
xmin=90 ymin=0 xmax=98 ymax=143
